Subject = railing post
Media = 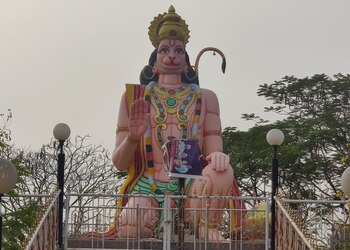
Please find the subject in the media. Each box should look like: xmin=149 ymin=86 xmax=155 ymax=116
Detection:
xmin=163 ymin=194 xmax=172 ymax=250
xmin=204 ymin=203 xmax=209 ymax=250
xmin=265 ymin=198 xmax=270 ymax=250
xmin=177 ymin=178 xmax=185 ymax=250
xmin=0 ymin=194 xmax=3 ymax=250
xmin=64 ymin=194 xmax=70 ymax=249
xmin=136 ymin=203 xmax=141 ymax=250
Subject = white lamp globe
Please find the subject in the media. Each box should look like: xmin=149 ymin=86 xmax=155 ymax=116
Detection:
xmin=341 ymin=167 xmax=350 ymax=197
xmin=53 ymin=123 xmax=71 ymax=141
xmin=266 ymin=129 xmax=285 ymax=146
xmin=0 ymin=158 xmax=18 ymax=194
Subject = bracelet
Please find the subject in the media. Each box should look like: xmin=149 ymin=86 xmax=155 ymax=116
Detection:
xmin=116 ymin=125 xmax=129 ymax=134
xmin=126 ymin=135 xmax=140 ymax=145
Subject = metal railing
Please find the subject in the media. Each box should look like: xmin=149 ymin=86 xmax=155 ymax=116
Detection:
xmin=275 ymin=196 xmax=314 ymax=250
xmin=4 ymin=192 xmax=347 ymax=250
xmin=21 ymin=191 xmax=59 ymax=250
xmin=276 ymin=197 xmax=350 ymax=250
xmin=65 ymin=193 xmax=269 ymax=250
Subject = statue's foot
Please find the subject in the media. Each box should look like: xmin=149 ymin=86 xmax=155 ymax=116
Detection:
xmin=198 ymin=224 xmax=225 ymax=242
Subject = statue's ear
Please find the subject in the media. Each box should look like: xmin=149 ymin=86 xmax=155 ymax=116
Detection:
xmin=152 ymin=63 xmax=159 ymax=75
xmin=183 ymin=65 xmax=189 ymax=75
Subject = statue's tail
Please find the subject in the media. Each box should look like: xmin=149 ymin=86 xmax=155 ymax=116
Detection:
xmin=189 ymin=47 xmax=226 ymax=82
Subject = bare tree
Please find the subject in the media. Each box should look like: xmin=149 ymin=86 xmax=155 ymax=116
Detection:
xmin=18 ymin=135 xmax=123 ymax=234
xmin=20 ymin=135 xmax=119 ymax=195
xmin=1 ymin=112 xmax=124 ymax=242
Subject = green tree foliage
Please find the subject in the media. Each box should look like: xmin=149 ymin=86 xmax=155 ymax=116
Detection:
xmin=225 ymin=73 xmax=350 ymax=200
xmin=2 ymin=202 xmax=41 ymax=250
xmin=223 ymin=126 xmax=272 ymax=198
xmin=1 ymin=110 xmax=39 ymax=250
xmin=259 ymin=73 xmax=350 ymax=199
xmin=223 ymin=74 xmax=350 ymax=247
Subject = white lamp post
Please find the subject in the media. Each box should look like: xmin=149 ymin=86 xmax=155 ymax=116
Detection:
xmin=341 ymin=167 xmax=350 ymax=197
xmin=53 ymin=123 xmax=71 ymax=142
xmin=341 ymin=167 xmax=350 ymax=233
xmin=53 ymin=123 xmax=70 ymax=249
xmin=266 ymin=129 xmax=285 ymax=149
xmin=0 ymin=158 xmax=18 ymax=250
xmin=266 ymin=128 xmax=284 ymax=250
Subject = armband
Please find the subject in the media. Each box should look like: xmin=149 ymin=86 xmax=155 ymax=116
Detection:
xmin=116 ymin=126 xmax=129 ymax=134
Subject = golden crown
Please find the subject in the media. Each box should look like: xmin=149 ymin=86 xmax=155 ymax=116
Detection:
xmin=148 ymin=5 xmax=190 ymax=48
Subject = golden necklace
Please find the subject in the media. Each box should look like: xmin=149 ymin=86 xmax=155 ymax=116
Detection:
xmin=152 ymin=83 xmax=195 ymax=123
xmin=149 ymin=82 xmax=199 ymax=148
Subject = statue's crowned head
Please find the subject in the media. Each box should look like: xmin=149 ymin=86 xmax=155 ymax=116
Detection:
xmin=148 ymin=5 xmax=190 ymax=48
xmin=140 ymin=6 xmax=198 ymax=85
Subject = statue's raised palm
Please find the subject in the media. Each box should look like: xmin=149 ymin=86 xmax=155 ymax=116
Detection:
xmin=128 ymin=98 xmax=149 ymax=139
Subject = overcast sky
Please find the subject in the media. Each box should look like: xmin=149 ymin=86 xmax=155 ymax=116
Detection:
xmin=1 ymin=0 xmax=350 ymax=153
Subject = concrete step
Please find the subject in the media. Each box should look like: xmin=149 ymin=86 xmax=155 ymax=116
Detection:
xmin=67 ymin=238 xmax=266 ymax=250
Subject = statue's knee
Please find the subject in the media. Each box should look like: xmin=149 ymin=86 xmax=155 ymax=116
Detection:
xmin=143 ymin=207 xmax=159 ymax=230
xmin=117 ymin=197 xmax=160 ymax=238
xmin=202 ymin=165 xmax=234 ymax=185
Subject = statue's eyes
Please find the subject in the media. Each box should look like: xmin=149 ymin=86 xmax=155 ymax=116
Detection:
xmin=158 ymin=48 xmax=169 ymax=54
xmin=175 ymin=48 xmax=185 ymax=55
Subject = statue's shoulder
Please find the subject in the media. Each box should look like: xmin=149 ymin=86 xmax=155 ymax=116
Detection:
xmin=199 ymin=87 xmax=218 ymax=100
xmin=198 ymin=87 xmax=220 ymax=111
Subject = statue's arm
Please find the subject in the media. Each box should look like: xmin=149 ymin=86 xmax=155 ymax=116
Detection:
xmin=112 ymin=93 xmax=150 ymax=171
xmin=202 ymin=89 xmax=230 ymax=172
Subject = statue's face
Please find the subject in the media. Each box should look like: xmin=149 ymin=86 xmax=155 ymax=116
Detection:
xmin=155 ymin=39 xmax=186 ymax=75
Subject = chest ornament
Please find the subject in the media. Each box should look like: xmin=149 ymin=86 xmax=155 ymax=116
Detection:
xmin=151 ymin=83 xmax=195 ymax=124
